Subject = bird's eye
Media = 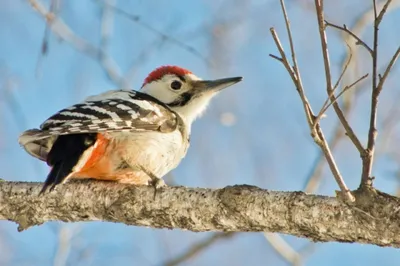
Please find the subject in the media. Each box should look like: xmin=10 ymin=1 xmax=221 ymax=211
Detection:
xmin=170 ymin=80 xmax=182 ymax=90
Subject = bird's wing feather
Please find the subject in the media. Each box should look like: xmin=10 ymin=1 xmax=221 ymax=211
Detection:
xmin=39 ymin=90 xmax=178 ymax=135
xmin=18 ymin=90 xmax=178 ymax=161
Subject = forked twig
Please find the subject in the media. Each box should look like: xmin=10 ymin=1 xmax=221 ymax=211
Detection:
xmin=376 ymin=47 xmax=400 ymax=95
xmin=270 ymin=0 xmax=354 ymax=202
xmin=376 ymin=0 xmax=394 ymax=24
xmin=314 ymin=74 xmax=369 ymax=127
xmin=361 ymin=0 xmax=397 ymax=188
xmin=314 ymin=0 xmax=365 ymax=156
xmin=313 ymin=43 xmax=354 ymax=126
xmin=325 ymin=21 xmax=373 ymax=56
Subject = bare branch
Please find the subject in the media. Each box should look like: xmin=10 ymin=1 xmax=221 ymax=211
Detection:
xmin=313 ymin=45 xmax=354 ymax=126
xmin=99 ymin=0 xmax=115 ymax=52
xmin=304 ymin=130 xmax=342 ymax=193
xmin=314 ymin=0 xmax=365 ymax=156
xmin=264 ymin=233 xmax=302 ymax=266
xmin=336 ymin=0 xmax=400 ymax=110
xmin=122 ymin=39 xmax=163 ymax=89
xmin=28 ymin=0 xmax=123 ymax=85
xmin=325 ymin=22 xmax=373 ymax=56
xmin=269 ymin=54 xmax=284 ymax=63
xmin=376 ymin=0 xmax=394 ymax=25
xmin=1 ymin=181 xmax=400 ymax=247
xmin=315 ymin=74 xmax=369 ymax=126
xmin=53 ymin=225 xmax=81 ymax=266
xmin=164 ymin=233 xmax=235 ymax=266
xmin=269 ymin=28 xmax=314 ymax=129
xmin=95 ymin=0 xmax=210 ymax=65
xmin=360 ymin=0 xmax=395 ymax=188
xmin=271 ymin=1 xmax=354 ymax=201
xmin=304 ymin=77 xmax=364 ymax=194
xmin=35 ymin=0 xmax=60 ymax=77
xmin=333 ymin=43 xmax=354 ymax=91
xmin=377 ymin=46 xmax=400 ymax=95
xmin=279 ymin=0 xmax=299 ymax=75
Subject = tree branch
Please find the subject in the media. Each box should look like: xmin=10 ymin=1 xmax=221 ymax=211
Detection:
xmin=270 ymin=0 xmax=354 ymax=202
xmin=164 ymin=232 xmax=235 ymax=266
xmin=314 ymin=0 xmax=365 ymax=156
xmin=1 ymin=181 xmax=400 ymax=247
xmin=28 ymin=0 xmax=123 ymax=85
xmin=264 ymin=233 xmax=302 ymax=266
xmin=324 ymin=22 xmax=373 ymax=56
xmin=361 ymin=0 xmax=395 ymax=188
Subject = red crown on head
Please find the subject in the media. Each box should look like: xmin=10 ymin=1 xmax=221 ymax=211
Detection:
xmin=142 ymin=65 xmax=192 ymax=87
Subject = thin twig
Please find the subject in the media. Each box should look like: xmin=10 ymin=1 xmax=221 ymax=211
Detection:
xmin=314 ymin=127 xmax=354 ymax=201
xmin=121 ymin=40 xmax=161 ymax=89
xmin=269 ymin=29 xmax=314 ymax=130
xmin=163 ymin=233 xmax=235 ymax=266
xmin=360 ymin=0 xmax=395 ymax=188
xmin=95 ymin=0 xmax=210 ymax=65
xmin=100 ymin=0 xmax=115 ymax=52
xmin=264 ymin=233 xmax=303 ymax=266
xmin=270 ymin=0 xmax=354 ymax=201
xmin=305 ymin=74 xmax=366 ymax=194
xmin=333 ymin=43 xmax=353 ymax=91
xmin=35 ymin=0 xmax=59 ymax=77
xmin=53 ymin=225 xmax=81 ymax=266
xmin=305 ymin=0 xmax=400 ymax=195
xmin=325 ymin=21 xmax=373 ymax=56
xmin=28 ymin=0 xmax=123 ymax=85
xmin=336 ymin=0 xmax=400 ymax=111
xmin=304 ymin=128 xmax=342 ymax=193
xmin=315 ymin=74 xmax=369 ymax=126
xmin=376 ymin=0 xmax=394 ymax=24
xmin=269 ymin=54 xmax=284 ymax=62
xmin=280 ymin=0 xmax=299 ymax=74
xmin=376 ymin=46 xmax=400 ymax=95
xmin=361 ymin=45 xmax=400 ymax=188
xmin=314 ymin=0 xmax=364 ymax=156
xmin=276 ymin=0 xmax=313 ymax=130
xmin=314 ymin=45 xmax=354 ymax=125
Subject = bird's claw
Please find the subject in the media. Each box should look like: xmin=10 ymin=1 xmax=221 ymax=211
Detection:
xmin=151 ymin=178 xmax=166 ymax=200
xmin=139 ymin=165 xmax=167 ymax=200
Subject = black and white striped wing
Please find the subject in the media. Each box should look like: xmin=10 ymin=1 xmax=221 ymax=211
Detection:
xmin=18 ymin=90 xmax=178 ymax=160
xmin=39 ymin=90 xmax=178 ymax=136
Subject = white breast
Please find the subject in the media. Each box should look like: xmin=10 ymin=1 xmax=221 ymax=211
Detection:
xmin=110 ymin=129 xmax=189 ymax=178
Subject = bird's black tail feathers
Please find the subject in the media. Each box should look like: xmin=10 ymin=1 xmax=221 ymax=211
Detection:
xmin=40 ymin=133 xmax=97 ymax=194
xmin=40 ymin=161 xmax=69 ymax=194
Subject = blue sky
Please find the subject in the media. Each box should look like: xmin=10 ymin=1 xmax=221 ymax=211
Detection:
xmin=1 ymin=0 xmax=400 ymax=265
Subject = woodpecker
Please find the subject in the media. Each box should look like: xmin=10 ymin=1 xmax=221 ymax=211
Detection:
xmin=18 ymin=65 xmax=242 ymax=193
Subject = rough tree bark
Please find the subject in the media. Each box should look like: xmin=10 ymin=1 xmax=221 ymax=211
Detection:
xmin=0 ymin=180 xmax=399 ymax=248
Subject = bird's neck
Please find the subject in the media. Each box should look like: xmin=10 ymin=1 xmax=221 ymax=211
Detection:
xmin=170 ymin=95 xmax=212 ymax=132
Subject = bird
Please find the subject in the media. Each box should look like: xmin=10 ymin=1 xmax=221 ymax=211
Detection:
xmin=18 ymin=65 xmax=242 ymax=193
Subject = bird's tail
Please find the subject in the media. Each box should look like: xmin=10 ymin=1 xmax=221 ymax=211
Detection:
xmin=18 ymin=129 xmax=56 ymax=162
xmin=40 ymin=161 xmax=71 ymax=194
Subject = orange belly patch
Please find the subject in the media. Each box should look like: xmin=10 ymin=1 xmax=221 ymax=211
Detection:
xmin=70 ymin=133 xmax=151 ymax=185
xmin=81 ymin=133 xmax=109 ymax=170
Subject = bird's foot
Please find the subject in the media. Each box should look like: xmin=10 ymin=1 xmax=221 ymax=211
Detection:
xmin=150 ymin=177 xmax=166 ymax=200
xmin=138 ymin=165 xmax=167 ymax=199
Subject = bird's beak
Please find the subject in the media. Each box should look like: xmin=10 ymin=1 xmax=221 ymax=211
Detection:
xmin=193 ymin=76 xmax=243 ymax=93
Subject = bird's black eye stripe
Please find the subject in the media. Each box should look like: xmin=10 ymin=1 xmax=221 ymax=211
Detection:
xmin=171 ymin=80 xmax=182 ymax=90
xmin=177 ymin=75 xmax=186 ymax=82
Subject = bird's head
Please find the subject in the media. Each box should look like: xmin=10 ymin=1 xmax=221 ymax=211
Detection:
xmin=141 ymin=65 xmax=242 ymax=125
